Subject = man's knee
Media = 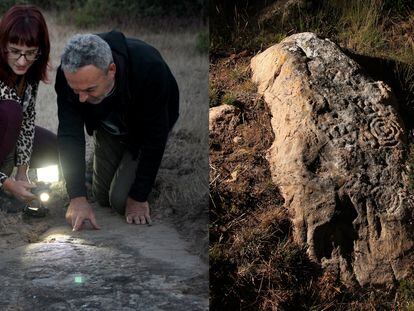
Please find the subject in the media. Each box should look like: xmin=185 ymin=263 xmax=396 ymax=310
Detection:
xmin=92 ymin=185 xmax=110 ymax=207
xmin=109 ymin=190 xmax=127 ymax=215
xmin=108 ymin=151 xmax=138 ymax=215
xmin=94 ymin=181 xmax=127 ymax=214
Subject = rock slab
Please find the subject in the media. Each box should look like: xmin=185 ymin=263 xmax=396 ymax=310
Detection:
xmin=0 ymin=206 xmax=208 ymax=310
xmin=251 ymin=32 xmax=414 ymax=286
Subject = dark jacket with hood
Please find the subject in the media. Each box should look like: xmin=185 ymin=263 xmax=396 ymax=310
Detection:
xmin=55 ymin=30 xmax=179 ymax=202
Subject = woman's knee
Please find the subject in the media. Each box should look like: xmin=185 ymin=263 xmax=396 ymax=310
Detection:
xmin=0 ymin=100 xmax=23 ymax=165
xmin=0 ymin=100 xmax=23 ymax=134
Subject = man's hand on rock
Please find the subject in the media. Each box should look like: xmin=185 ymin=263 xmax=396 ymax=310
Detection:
xmin=125 ymin=198 xmax=151 ymax=225
xmin=66 ymin=196 xmax=100 ymax=231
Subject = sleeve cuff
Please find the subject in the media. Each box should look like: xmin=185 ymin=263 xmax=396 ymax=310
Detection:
xmin=67 ymin=186 xmax=87 ymax=200
xmin=0 ymin=173 xmax=8 ymax=189
xmin=128 ymin=189 xmax=149 ymax=203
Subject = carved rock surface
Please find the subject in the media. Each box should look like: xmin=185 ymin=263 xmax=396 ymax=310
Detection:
xmin=251 ymin=32 xmax=414 ymax=286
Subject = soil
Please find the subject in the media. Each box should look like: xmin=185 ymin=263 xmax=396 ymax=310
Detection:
xmin=209 ymin=53 xmax=291 ymax=309
xmin=209 ymin=56 xmax=284 ymax=232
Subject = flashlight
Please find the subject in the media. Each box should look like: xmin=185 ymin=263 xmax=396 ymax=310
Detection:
xmin=23 ymin=182 xmax=50 ymax=217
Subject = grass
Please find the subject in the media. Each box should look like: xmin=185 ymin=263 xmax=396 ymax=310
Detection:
xmin=209 ymin=86 xmax=222 ymax=108
xmin=338 ymin=0 xmax=386 ymax=54
xmin=209 ymin=58 xmax=257 ymax=112
xmin=210 ymin=203 xmax=348 ymax=310
xmin=398 ymin=280 xmax=414 ymax=310
xmin=222 ymin=93 xmax=237 ymax=106
xmin=0 ymin=0 xmax=207 ymax=27
xmin=211 ymin=0 xmax=414 ymax=66
xmin=210 ymin=0 xmax=414 ymax=309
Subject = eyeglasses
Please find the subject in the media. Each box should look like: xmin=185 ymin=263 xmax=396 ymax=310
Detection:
xmin=6 ymin=48 xmax=41 ymax=61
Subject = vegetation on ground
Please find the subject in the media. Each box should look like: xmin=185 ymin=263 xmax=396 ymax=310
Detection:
xmin=0 ymin=0 xmax=207 ymax=27
xmin=211 ymin=0 xmax=413 ymax=61
xmin=210 ymin=0 xmax=414 ymax=309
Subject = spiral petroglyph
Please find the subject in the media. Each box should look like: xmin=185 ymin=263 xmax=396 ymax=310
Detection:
xmin=369 ymin=117 xmax=401 ymax=147
xmin=371 ymin=186 xmax=402 ymax=213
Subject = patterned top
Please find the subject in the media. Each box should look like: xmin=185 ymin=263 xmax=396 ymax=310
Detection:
xmin=0 ymin=80 xmax=38 ymax=188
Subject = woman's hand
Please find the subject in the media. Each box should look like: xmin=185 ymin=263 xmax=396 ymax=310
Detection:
xmin=15 ymin=165 xmax=30 ymax=183
xmin=2 ymin=178 xmax=36 ymax=202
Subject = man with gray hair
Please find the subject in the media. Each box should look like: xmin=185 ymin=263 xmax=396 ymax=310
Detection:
xmin=55 ymin=31 xmax=179 ymax=231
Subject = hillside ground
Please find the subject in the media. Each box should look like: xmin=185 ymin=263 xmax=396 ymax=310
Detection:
xmin=210 ymin=1 xmax=414 ymax=309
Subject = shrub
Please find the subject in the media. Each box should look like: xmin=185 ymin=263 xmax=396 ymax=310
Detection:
xmin=1 ymin=0 xmax=207 ymax=26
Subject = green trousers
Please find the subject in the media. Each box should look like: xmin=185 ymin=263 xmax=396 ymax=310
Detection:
xmin=92 ymin=127 xmax=138 ymax=215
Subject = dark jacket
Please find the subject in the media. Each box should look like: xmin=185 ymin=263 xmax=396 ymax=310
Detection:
xmin=56 ymin=30 xmax=179 ymax=202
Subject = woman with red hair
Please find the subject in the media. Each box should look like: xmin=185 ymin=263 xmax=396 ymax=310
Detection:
xmin=0 ymin=4 xmax=57 ymax=209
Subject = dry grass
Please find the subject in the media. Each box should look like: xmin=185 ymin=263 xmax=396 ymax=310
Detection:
xmin=338 ymin=0 xmax=386 ymax=53
xmin=334 ymin=0 xmax=414 ymax=65
xmin=0 ymin=210 xmax=49 ymax=248
xmin=211 ymin=0 xmax=414 ymax=67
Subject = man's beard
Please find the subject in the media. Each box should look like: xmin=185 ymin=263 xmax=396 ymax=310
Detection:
xmin=86 ymin=96 xmax=105 ymax=104
xmin=87 ymin=81 xmax=115 ymax=104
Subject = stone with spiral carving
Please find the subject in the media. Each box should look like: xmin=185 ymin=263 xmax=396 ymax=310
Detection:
xmin=251 ymin=32 xmax=414 ymax=287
